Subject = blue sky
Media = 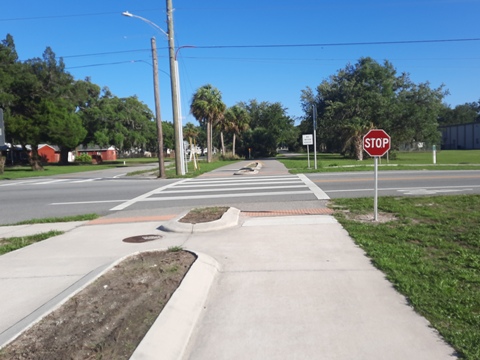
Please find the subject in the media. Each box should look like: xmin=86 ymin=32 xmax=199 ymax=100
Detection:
xmin=2 ymin=0 xmax=480 ymax=126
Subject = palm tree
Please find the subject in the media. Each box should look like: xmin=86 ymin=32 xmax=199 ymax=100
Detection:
xmin=183 ymin=122 xmax=199 ymax=169
xmin=215 ymin=114 xmax=231 ymax=156
xmin=183 ymin=122 xmax=199 ymax=152
xmin=224 ymin=105 xmax=250 ymax=156
xmin=341 ymin=118 xmax=374 ymax=160
xmin=190 ymin=84 xmax=226 ymax=163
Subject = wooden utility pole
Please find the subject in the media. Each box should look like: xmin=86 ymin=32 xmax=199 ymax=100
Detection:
xmin=151 ymin=37 xmax=166 ymax=178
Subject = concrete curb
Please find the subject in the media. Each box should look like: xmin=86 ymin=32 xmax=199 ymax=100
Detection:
xmin=159 ymin=207 xmax=241 ymax=233
xmin=130 ymin=252 xmax=220 ymax=360
xmin=0 ymin=250 xmax=220 ymax=360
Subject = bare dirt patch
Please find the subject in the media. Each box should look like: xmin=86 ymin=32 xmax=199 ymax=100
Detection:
xmin=338 ymin=210 xmax=399 ymax=223
xmin=0 ymin=250 xmax=195 ymax=360
xmin=179 ymin=206 xmax=229 ymax=224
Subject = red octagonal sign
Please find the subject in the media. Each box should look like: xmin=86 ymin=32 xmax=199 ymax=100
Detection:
xmin=363 ymin=129 xmax=391 ymax=157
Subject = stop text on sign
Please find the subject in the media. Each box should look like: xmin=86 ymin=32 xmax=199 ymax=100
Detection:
xmin=364 ymin=138 xmax=389 ymax=149
xmin=363 ymin=129 xmax=391 ymax=157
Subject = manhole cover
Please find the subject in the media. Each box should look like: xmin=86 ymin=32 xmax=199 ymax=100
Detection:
xmin=123 ymin=234 xmax=163 ymax=243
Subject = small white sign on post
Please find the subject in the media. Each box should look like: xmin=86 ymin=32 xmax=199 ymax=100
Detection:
xmin=303 ymin=134 xmax=313 ymax=168
xmin=302 ymin=134 xmax=313 ymax=146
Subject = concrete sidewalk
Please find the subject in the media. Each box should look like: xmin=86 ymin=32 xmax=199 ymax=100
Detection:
xmin=180 ymin=215 xmax=456 ymax=360
xmin=0 ymin=213 xmax=456 ymax=359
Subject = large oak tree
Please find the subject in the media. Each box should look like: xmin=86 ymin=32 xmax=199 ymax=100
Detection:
xmin=300 ymin=57 xmax=446 ymax=159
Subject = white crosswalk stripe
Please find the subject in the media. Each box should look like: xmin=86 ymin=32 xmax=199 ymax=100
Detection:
xmin=110 ymin=174 xmax=329 ymax=210
xmin=31 ymin=179 xmax=71 ymax=185
xmin=162 ymin=175 xmax=330 ymax=200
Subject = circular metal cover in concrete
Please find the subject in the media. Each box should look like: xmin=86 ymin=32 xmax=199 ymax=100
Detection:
xmin=122 ymin=234 xmax=163 ymax=243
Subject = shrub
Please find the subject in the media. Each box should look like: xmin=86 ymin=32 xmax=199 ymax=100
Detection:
xmin=75 ymin=153 xmax=92 ymax=164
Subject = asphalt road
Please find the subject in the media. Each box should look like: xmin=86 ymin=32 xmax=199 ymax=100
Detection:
xmin=0 ymin=175 xmax=179 ymax=225
xmin=307 ymin=169 xmax=480 ymax=198
xmin=1 ymin=165 xmax=479 ymax=225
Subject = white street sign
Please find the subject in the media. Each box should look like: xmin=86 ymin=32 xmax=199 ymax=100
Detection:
xmin=302 ymin=134 xmax=313 ymax=145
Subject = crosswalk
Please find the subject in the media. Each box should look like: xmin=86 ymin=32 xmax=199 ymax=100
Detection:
xmin=111 ymin=174 xmax=329 ymax=211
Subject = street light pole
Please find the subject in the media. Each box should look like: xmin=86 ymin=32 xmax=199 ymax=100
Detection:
xmin=122 ymin=11 xmax=166 ymax=178
xmin=166 ymin=0 xmax=184 ymax=176
xmin=174 ymin=46 xmax=195 ymax=175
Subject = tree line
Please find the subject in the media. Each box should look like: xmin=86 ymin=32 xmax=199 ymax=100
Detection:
xmin=2 ymin=32 xmax=478 ymax=171
xmin=189 ymin=56 xmax=479 ymax=163
xmin=439 ymin=102 xmax=480 ymax=126
xmin=188 ymin=84 xmax=298 ymax=163
xmin=0 ymin=34 xmax=174 ymax=170
xmin=297 ymin=57 xmax=479 ymax=160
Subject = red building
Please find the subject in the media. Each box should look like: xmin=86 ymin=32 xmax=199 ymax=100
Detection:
xmin=38 ymin=144 xmax=60 ymax=163
xmin=76 ymin=145 xmax=117 ymax=162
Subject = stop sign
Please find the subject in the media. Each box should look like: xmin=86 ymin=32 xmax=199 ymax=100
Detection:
xmin=363 ymin=129 xmax=391 ymax=157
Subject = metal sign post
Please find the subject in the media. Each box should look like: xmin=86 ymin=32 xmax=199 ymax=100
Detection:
xmin=302 ymin=134 xmax=313 ymax=169
xmin=363 ymin=129 xmax=391 ymax=222
xmin=0 ymin=108 xmax=5 ymax=147
xmin=374 ymin=156 xmax=379 ymax=221
xmin=307 ymin=144 xmax=310 ymax=168
xmin=313 ymin=106 xmax=317 ymax=170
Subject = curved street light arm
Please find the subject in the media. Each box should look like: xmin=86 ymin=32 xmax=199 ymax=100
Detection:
xmin=122 ymin=11 xmax=169 ymax=39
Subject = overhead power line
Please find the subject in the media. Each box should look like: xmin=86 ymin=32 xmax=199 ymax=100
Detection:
xmin=60 ymin=48 xmax=155 ymax=59
xmin=66 ymin=60 xmax=150 ymax=69
xmin=194 ymin=37 xmax=480 ymax=50
xmin=56 ymin=37 xmax=480 ymax=60
xmin=0 ymin=8 xmax=163 ymax=22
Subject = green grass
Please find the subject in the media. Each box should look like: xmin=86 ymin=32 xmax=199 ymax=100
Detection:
xmin=126 ymin=169 xmax=155 ymax=176
xmin=0 ymin=158 xmax=168 ymax=180
xmin=167 ymin=246 xmax=184 ymax=252
xmin=4 ymin=214 xmax=100 ymax=226
xmin=126 ymin=159 xmax=241 ymax=178
xmin=0 ymin=231 xmax=64 ymax=255
xmin=279 ymin=150 xmax=480 ymax=173
xmin=3 ymin=151 xmax=480 ymax=179
xmin=1 ymin=158 xmax=240 ymax=180
xmin=162 ymin=159 xmax=241 ymax=178
xmin=120 ymin=158 xmax=159 ymax=164
xmin=332 ymin=195 xmax=480 ymax=359
xmin=0 ymin=163 xmax=126 ymax=180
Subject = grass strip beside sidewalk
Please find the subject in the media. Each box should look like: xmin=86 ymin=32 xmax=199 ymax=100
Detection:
xmin=332 ymin=195 xmax=480 ymax=360
xmin=0 ymin=231 xmax=64 ymax=255
xmin=279 ymin=150 xmax=480 ymax=173
xmin=5 ymin=214 xmax=99 ymax=226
